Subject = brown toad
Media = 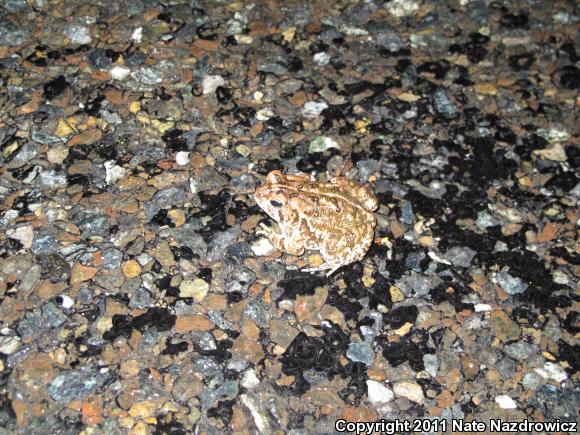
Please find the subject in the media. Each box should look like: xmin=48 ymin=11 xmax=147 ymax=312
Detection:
xmin=253 ymin=170 xmax=378 ymax=275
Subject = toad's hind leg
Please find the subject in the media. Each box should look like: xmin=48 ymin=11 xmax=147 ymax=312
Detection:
xmin=319 ymin=229 xmax=375 ymax=276
xmin=301 ymin=260 xmax=332 ymax=272
xmin=325 ymin=262 xmax=345 ymax=277
xmin=301 ymin=259 xmax=345 ymax=276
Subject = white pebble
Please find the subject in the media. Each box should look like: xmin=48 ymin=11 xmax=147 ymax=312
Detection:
xmin=535 ymin=362 xmax=568 ymax=383
xmin=256 ymin=108 xmax=274 ymax=121
xmin=393 ymin=381 xmax=425 ymax=404
xmin=366 ymin=380 xmax=394 ymax=404
xmin=202 ymin=75 xmax=226 ymax=95
xmin=7 ymin=225 xmax=34 ymax=249
xmin=110 ymin=65 xmax=131 ymax=80
xmin=241 ymin=369 xmax=260 ymax=389
xmin=495 ymin=395 xmax=518 ymax=409
xmin=251 ymin=238 xmax=276 ymax=256
xmin=385 ymin=0 xmax=420 ymax=17
xmin=302 ymin=101 xmax=328 ymax=118
xmin=60 ymin=295 xmax=74 ymax=309
xmin=313 ymin=52 xmax=331 ymax=66
xmin=132 ymin=27 xmax=143 ymax=42
xmin=104 ymin=160 xmax=126 ymax=185
xmin=64 ymin=25 xmax=92 ymax=44
xmin=176 ymin=151 xmax=190 ymax=166
xmin=0 ymin=336 xmax=20 ymax=355
xmin=474 ymin=303 xmax=492 ymax=312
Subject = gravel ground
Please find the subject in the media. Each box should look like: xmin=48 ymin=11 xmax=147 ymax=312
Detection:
xmin=0 ymin=0 xmax=578 ymax=433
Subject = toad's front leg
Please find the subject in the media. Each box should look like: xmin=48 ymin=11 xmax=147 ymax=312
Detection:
xmin=257 ymin=223 xmax=305 ymax=256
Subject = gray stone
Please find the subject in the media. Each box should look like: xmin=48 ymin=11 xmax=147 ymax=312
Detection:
xmin=405 ymin=251 xmax=425 ymax=272
xmin=7 ymin=142 xmax=37 ymax=168
xmin=227 ymin=358 xmax=250 ymax=372
xmin=522 ymin=372 xmax=545 ymax=390
xmin=356 ymin=159 xmax=380 ymax=182
xmin=101 ymin=248 xmax=123 ymax=270
xmin=47 ymin=368 xmax=112 ymax=402
xmin=129 ymin=288 xmax=152 ymax=309
xmin=16 ymin=312 xmax=42 ymax=338
xmin=131 ymin=66 xmax=163 ymax=85
xmin=308 ymin=136 xmax=338 ymax=153
xmin=171 ymin=224 xmax=207 ymax=258
xmin=192 ymin=356 xmax=221 ymax=377
xmin=224 ymin=263 xmax=256 ymax=296
xmin=208 ymin=226 xmax=241 ymax=261
xmin=190 ymin=166 xmax=228 ymax=192
xmin=438 ymin=350 xmax=460 ymax=376
xmin=476 ymin=211 xmax=501 ymax=229
xmin=413 ymin=180 xmax=447 ymax=199
xmin=423 ymin=354 xmax=439 ymax=377
xmin=183 ymin=130 xmax=199 ymax=149
xmin=276 ymin=79 xmax=303 ymax=95
xmin=3 ymin=0 xmax=28 ymax=13
xmin=207 ymin=311 xmax=234 ymax=331
xmin=78 ymin=214 xmax=110 ymax=238
xmin=400 ymin=200 xmax=414 ymax=224
xmin=63 ymin=25 xmax=92 ymax=44
xmin=444 ymin=246 xmax=477 ymax=268
xmin=37 ymin=170 xmax=67 ymax=189
xmin=360 ymin=312 xmax=383 ymax=342
xmin=468 ymin=0 xmax=490 ymax=24
xmin=76 ymin=286 xmax=93 ymax=305
xmin=88 ymin=48 xmax=112 ymax=70
xmin=346 ymin=341 xmax=375 ymax=366
xmin=397 ymin=272 xmax=439 ymax=297
xmin=257 ymin=62 xmax=287 ymax=76
xmin=0 ymin=18 xmax=30 ymax=46
xmin=94 ymin=268 xmax=124 ymax=290
xmin=32 ymin=131 xmax=60 ymax=144
xmin=140 ymin=327 xmax=158 ymax=348
xmin=495 ymin=268 xmax=528 ymax=295
xmin=380 ymin=162 xmax=399 ymax=178
xmin=6 ymin=344 xmax=36 ymax=369
xmin=472 ymin=342 xmax=498 ymax=366
xmin=226 ymin=242 xmax=254 ymax=260
xmin=144 ymin=202 xmax=161 ymax=220
xmin=125 ymin=236 xmax=144 ymax=256
xmin=41 ymin=302 xmax=67 ymax=329
xmin=216 ymin=155 xmax=251 ymax=170
xmin=244 ymin=300 xmax=269 ymax=328
xmin=497 ymin=357 xmax=516 ymax=379
xmin=125 ymin=50 xmax=147 ymax=67
xmin=433 ymin=88 xmax=457 ymax=117
xmin=230 ymin=173 xmax=256 ymax=192
xmin=101 ymin=110 xmax=122 ymax=124
xmin=504 ymin=341 xmax=538 ymax=361
xmin=376 ymin=31 xmax=404 ymax=51
xmin=154 ymin=185 xmax=188 ymax=207
xmin=192 ymin=332 xmax=217 ymax=351
xmin=37 ymin=253 xmax=71 ymax=283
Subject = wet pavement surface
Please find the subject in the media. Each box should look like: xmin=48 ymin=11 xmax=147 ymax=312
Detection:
xmin=0 ymin=0 xmax=578 ymax=433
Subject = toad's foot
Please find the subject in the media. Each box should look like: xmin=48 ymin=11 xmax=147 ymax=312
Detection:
xmin=301 ymin=262 xmax=343 ymax=277
xmin=257 ymin=223 xmax=305 ymax=256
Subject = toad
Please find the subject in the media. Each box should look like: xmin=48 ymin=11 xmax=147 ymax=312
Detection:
xmin=253 ymin=170 xmax=378 ymax=275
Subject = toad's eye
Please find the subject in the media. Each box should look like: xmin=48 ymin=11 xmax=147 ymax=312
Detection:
xmin=269 ymin=199 xmax=283 ymax=208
